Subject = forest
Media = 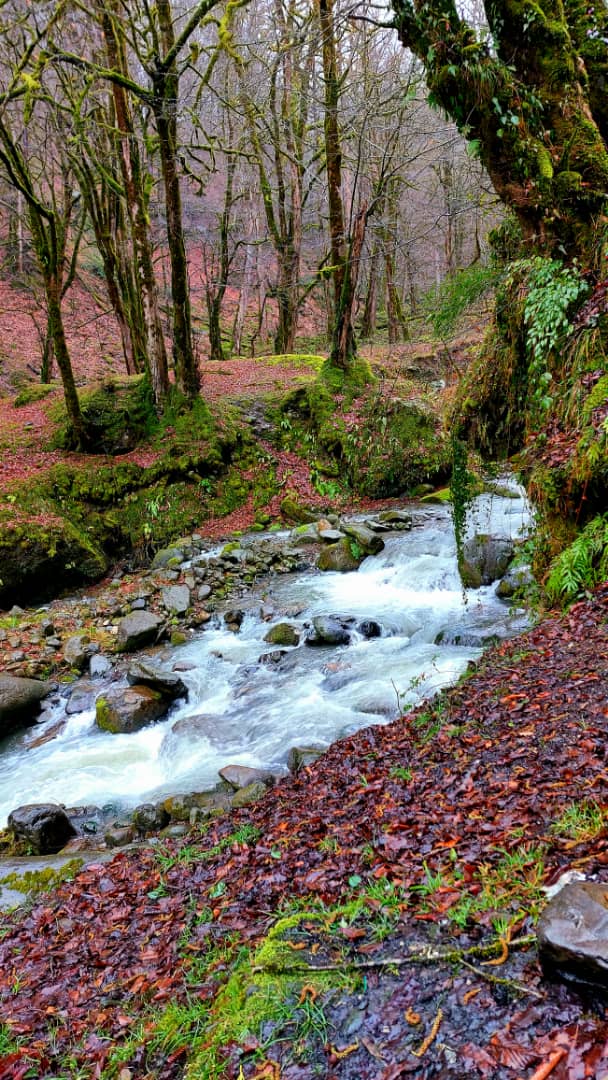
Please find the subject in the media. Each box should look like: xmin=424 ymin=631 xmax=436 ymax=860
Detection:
xmin=0 ymin=0 xmax=608 ymax=1076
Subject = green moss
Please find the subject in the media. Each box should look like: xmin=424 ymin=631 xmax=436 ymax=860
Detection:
xmin=537 ymin=147 xmax=554 ymax=181
xmin=0 ymin=859 xmax=84 ymax=896
xmin=13 ymin=383 xmax=55 ymax=407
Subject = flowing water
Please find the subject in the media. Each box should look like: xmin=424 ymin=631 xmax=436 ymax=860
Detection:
xmin=0 ymin=487 xmax=532 ymax=827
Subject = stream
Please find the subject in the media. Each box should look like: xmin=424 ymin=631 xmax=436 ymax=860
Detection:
xmin=0 ymin=487 xmax=532 ymax=827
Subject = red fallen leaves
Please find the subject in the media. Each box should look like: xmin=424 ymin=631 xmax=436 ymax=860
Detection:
xmin=4 ymin=589 xmax=608 ymax=1074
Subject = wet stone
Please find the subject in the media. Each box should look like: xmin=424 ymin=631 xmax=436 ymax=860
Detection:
xmin=538 ymin=881 xmax=608 ymax=988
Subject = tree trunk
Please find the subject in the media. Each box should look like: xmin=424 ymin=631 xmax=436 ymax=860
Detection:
xmin=100 ymin=2 xmax=169 ymax=407
xmin=45 ymin=268 xmax=86 ymax=446
xmin=391 ymin=0 xmax=608 ymax=263
xmin=331 ymin=204 xmax=368 ymax=367
xmin=360 ymin=243 xmax=380 ymax=340
xmin=153 ymin=0 xmax=198 ymax=399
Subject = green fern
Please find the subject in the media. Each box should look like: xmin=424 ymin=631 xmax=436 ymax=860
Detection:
xmin=547 ymin=515 xmax=608 ymax=603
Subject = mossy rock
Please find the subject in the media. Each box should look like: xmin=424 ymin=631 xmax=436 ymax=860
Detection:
xmin=264 ymin=622 xmax=300 ymax=647
xmin=280 ymin=494 xmax=319 ymax=524
xmin=0 ymin=514 xmax=107 ymax=608
xmin=13 ymin=383 xmax=56 ymax=408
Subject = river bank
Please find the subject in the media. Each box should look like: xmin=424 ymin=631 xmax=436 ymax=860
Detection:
xmin=1 ymin=575 xmax=608 ymax=1077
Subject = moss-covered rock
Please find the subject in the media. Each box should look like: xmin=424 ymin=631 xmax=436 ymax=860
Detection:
xmin=0 ymin=513 xmax=107 ymax=608
xmin=263 ymin=622 xmax=300 ymax=647
xmin=316 ymin=537 xmax=362 ymax=572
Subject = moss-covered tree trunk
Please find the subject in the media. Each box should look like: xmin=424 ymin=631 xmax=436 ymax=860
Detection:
xmin=317 ymin=0 xmax=354 ymax=370
xmin=390 ymin=0 xmax=608 ymax=264
xmin=153 ymin=0 xmax=199 ymax=400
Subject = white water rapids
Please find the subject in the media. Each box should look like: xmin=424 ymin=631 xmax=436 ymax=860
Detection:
xmin=0 ymin=487 xmax=532 ymax=826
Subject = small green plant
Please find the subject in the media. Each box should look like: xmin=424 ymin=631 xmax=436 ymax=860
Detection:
xmin=551 ymin=800 xmax=607 ymax=842
xmin=410 ymin=861 xmax=446 ymax=897
xmin=390 ymin=765 xmax=413 ymax=782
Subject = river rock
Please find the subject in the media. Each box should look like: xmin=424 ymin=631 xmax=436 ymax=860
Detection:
xmin=89 ymin=654 xmax=112 ymax=678
xmin=197 ymin=583 xmax=212 ymax=602
xmin=8 ymin=803 xmax=76 ymax=855
xmin=306 ymin=615 xmax=353 ymax=646
xmin=358 ymin=619 xmax=382 ymax=638
xmin=66 ymin=683 xmax=96 ymax=715
xmin=126 ymin=662 xmax=188 ymax=701
xmin=318 ymin=528 xmax=345 ymax=542
xmin=162 ymin=790 xmax=232 ymax=821
xmin=460 ymin=534 xmax=515 ymax=588
xmin=95 ymin=685 xmax=167 ymax=734
xmin=225 ymin=608 xmax=245 ymax=629
xmin=340 ymin=522 xmax=385 ymax=555
xmin=317 ymin=538 xmax=362 ymax=573
xmin=0 ymin=674 xmax=50 ymax=736
xmin=219 ymin=764 xmax=276 ymax=790
xmin=378 ymin=509 xmax=412 ymax=529
xmin=290 ymin=523 xmax=321 ymax=545
xmin=63 ymin=633 xmax=94 ymax=671
xmin=287 ymin=745 xmax=325 ymax=773
xmin=537 ymin=881 xmax=608 ymax=987
xmin=104 ymin=823 xmax=136 ymax=848
xmin=132 ymin=803 xmax=170 ymax=833
xmin=162 ymin=584 xmax=190 ymax=615
xmin=280 ymin=495 xmax=319 ymax=523
xmin=151 ymin=546 xmax=184 ymax=570
xmin=231 ymin=781 xmax=267 ymax=808
xmin=263 ymin=622 xmax=300 ymax=647
xmin=116 ymin=611 xmax=163 ymax=652
xmin=496 ymin=563 xmax=534 ymax=598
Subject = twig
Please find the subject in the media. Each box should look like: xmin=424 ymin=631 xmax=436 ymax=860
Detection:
xmin=524 ymin=1048 xmax=567 ymax=1080
xmin=460 ymin=959 xmax=544 ymax=999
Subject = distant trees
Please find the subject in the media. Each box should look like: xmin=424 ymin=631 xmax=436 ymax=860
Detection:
xmin=0 ymin=0 xmax=498 ymax=434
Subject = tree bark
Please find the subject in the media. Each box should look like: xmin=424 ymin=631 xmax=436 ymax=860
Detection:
xmin=390 ymin=0 xmax=608 ymax=262
xmin=153 ymin=0 xmax=199 ymax=399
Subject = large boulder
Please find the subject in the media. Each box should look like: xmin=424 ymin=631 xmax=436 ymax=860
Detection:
xmin=537 ymin=881 xmax=608 ymax=988
xmin=317 ymin=538 xmax=362 ymax=573
xmin=306 ymin=615 xmax=353 ymax=647
xmin=151 ymin=546 xmax=184 ymax=570
xmin=340 ymin=522 xmax=385 ymax=556
xmin=95 ymin=685 xmax=168 ymax=733
xmin=8 ymin=803 xmax=76 ymax=854
xmin=0 ymin=675 xmax=50 ymax=736
xmin=460 ymin=534 xmax=515 ymax=588
xmin=126 ymin=662 xmax=188 ymax=701
xmin=116 ymin=611 xmax=163 ymax=652
xmin=0 ymin=516 xmax=107 ymax=608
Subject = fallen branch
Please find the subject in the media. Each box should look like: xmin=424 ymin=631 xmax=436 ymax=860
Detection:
xmin=253 ymin=934 xmax=536 ymax=974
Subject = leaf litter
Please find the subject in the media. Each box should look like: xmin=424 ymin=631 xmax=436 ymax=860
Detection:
xmin=3 ymin=586 xmax=608 ymax=1076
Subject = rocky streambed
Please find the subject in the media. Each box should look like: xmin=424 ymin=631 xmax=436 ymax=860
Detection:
xmin=0 ymin=485 xmax=531 ymax=880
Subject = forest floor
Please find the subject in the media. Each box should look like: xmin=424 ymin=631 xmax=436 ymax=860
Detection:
xmin=1 ymin=584 xmax=608 ymax=1078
